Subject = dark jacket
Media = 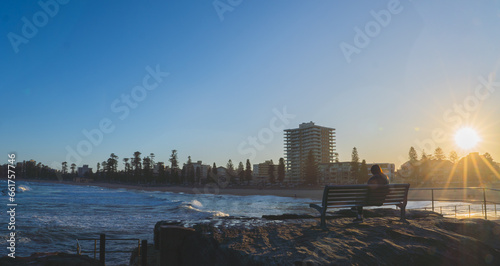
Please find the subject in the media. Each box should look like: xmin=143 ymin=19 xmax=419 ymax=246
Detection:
xmin=367 ymin=173 xmax=390 ymax=185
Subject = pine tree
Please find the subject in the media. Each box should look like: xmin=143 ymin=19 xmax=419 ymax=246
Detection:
xmin=187 ymin=156 xmax=194 ymax=185
xmin=70 ymin=163 xmax=76 ymax=175
xmin=359 ymin=160 xmax=369 ymax=183
xmin=143 ymin=156 xmax=151 ymax=183
xmin=132 ymin=151 xmax=142 ymax=178
xmin=206 ymin=166 xmax=213 ymax=184
xmin=107 ymin=153 xmax=119 ymax=181
xmin=277 ymin=157 xmax=285 ymax=183
xmin=484 ymin=152 xmax=494 ymax=164
xmin=226 ymin=159 xmax=236 ymax=183
xmin=212 ymin=162 xmax=218 ymax=175
xmin=408 ymin=146 xmax=419 ymax=182
xmin=434 ymin=147 xmax=445 ymax=160
xmin=245 ymin=159 xmax=252 ymax=184
xmin=268 ymin=163 xmax=276 ymax=184
xmin=409 ymin=147 xmax=418 ymax=162
xmin=210 ymin=163 xmax=218 ymax=183
xmin=304 ymin=150 xmax=318 ymax=184
xmin=62 ymin=162 xmax=68 ymax=175
xmin=350 ymin=147 xmax=360 ymax=183
xmin=421 ymin=150 xmax=428 ymax=160
xmin=238 ymin=162 xmax=245 ymax=184
xmin=449 ymin=150 xmax=458 ymax=164
xmin=169 ymin=150 xmax=178 ymax=170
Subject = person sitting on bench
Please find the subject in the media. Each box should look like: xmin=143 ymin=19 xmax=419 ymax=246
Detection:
xmin=354 ymin=164 xmax=390 ymax=222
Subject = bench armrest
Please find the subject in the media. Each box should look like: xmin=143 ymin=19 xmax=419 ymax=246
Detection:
xmin=309 ymin=203 xmax=323 ymax=214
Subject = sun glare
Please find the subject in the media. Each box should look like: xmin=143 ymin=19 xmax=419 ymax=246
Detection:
xmin=454 ymin=128 xmax=481 ymax=150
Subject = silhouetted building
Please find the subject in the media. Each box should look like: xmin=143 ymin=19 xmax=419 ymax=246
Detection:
xmin=77 ymin=165 xmax=92 ymax=177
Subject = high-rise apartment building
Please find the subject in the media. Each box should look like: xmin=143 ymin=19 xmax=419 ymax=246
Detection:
xmin=284 ymin=122 xmax=336 ymax=182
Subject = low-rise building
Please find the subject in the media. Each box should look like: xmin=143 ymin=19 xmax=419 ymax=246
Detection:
xmin=319 ymin=162 xmax=395 ymax=184
xmin=253 ymin=160 xmax=278 ymax=182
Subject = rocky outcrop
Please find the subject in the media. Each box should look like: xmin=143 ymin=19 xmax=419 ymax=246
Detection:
xmin=142 ymin=209 xmax=499 ymax=265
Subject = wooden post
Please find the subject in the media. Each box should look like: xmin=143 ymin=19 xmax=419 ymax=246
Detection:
xmin=141 ymin=240 xmax=147 ymax=266
xmin=483 ymin=188 xmax=487 ymax=220
xmin=99 ymin=234 xmax=105 ymax=264
xmin=431 ymin=189 xmax=434 ymax=212
xmin=160 ymin=226 xmax=196 ymax=266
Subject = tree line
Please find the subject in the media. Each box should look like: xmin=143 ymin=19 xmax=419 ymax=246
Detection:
xmin=0 ymin=150 xmax=286 ymax=186
xmin=399 ymin=146 xmax=500 ymax=186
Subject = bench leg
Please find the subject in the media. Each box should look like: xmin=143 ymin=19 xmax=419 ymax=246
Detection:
xmin=320 ymin=214 xmax=326 ymax=228
xmin=400 ymin=206 xmax=406 ymax=222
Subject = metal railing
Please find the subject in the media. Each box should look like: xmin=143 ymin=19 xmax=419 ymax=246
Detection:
xmin=408 ymin=187 xmax=500 ymax=219
xmin=76 ymin=233 xmax=147 ymax=265
xmin=421 ymin=203 xmax=498 ymax=219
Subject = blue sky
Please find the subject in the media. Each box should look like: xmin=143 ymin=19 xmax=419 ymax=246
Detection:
xmin=2 ymin=0 xmax=500 ymax=170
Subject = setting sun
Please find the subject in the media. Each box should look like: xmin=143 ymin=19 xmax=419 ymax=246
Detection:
xmin=454 ymin=127 xmax=481 ymax=150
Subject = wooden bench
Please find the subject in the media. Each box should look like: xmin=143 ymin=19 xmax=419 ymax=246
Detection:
xmin=309 ymin=184 xmax=410 ymax=228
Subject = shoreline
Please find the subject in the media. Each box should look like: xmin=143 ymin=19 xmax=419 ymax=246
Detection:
xmin=18 ymin=178 xmax=325 ymax=200
xmin=17 ymin=178 xmax=500 ymax=203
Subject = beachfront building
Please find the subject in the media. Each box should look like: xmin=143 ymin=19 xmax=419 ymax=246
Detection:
xmin=318 ymin=162 xmax=353 ymax=184
xmin=186 ymin=160 xmax=211 ymax=184
xmin=285 ymin=122 xmax=336 ymax=183
xmin=253 ymin=160 xmax=279 ymax=182
xmin=77 ymin=165 xmax=92 ymax=177
xmin=318 ymin=162 xmax=395 ymax=184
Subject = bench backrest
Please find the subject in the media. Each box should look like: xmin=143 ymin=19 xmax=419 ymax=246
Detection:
xmin=321 ymin=184 xmax=410 ymax=209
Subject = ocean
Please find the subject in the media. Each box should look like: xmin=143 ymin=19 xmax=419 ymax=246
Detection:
xmin=2 ymin=180 xmax=496 ymax=265
xmin=1 ymin=181 xmax=312 ymax=265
